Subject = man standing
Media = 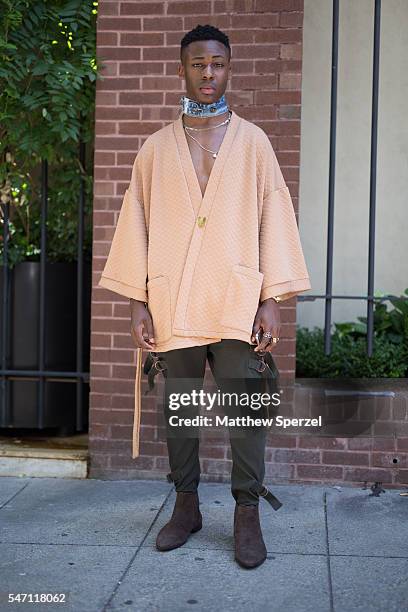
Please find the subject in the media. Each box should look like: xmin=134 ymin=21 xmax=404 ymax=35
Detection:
xmin=99 ymin=24 xmax=311 ymax=569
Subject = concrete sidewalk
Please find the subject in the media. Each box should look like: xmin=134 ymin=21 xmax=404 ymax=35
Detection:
xmin=0 ymin=477 xmax=407 ymax=612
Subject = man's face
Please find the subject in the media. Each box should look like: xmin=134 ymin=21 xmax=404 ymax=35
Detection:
xmin=178 ymin=39 xmax=231 ymax=104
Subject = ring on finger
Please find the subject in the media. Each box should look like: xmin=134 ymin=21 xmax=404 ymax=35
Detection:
xmin=262 ymin=331 xmax=279 ymax=344
xmin=262 ymin=331 xmax=274 ymax=344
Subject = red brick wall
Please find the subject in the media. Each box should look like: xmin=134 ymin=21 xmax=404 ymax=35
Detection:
xmin=91 ymin=0 xmax=402 ymax=487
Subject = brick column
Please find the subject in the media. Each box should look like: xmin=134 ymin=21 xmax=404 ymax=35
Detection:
xmin=90 ymin=0 xmax=304 ymax=479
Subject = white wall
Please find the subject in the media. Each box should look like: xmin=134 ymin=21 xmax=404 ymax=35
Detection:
xmin=298 ymin=0 xmax=408 ymax=331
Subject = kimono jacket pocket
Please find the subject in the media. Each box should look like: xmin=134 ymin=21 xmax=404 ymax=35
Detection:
xmin=220 ymin=264 xmax=264 ymax=333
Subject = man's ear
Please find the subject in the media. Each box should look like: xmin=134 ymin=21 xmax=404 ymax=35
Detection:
xmin=177 ymin=63 xmax=184 ymax=78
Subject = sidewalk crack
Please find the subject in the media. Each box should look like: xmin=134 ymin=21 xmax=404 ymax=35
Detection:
xmin=324 ymin=490 xmax=335 ymax=612
xmin=101 ymin=486 xmax=173 ymax=611
xmin=0 ymin=480 xmax=31 ymax=511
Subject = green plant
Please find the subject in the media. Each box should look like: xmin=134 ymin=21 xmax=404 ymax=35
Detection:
xmin=296 ymin=290 xmax=408 ymax=378
xmin=296 ymin=327 xmax=408 ymax=378
xmin=3 ymin=158 xmax=94 ymax=265
xmin=0 ymin=0 xmax=102 ymax=266
xmin=334 ymin=289 xmax=408 ymax=346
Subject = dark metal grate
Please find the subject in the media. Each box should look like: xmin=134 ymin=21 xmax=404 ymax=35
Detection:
xmin=0 ymin=142 xmax=89 ymax=430
xmin=297 ymin=0 xmax=407 ymax=357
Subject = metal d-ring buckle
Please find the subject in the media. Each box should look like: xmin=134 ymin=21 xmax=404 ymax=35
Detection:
xmin=255 ymin=349 xmax=267 ymax=373
xmin=259 ymin=485 xmax=269 ymax=497
xmin=258 ymin=484 xmax=283 ymax=510
xmin=150 ymin=352 xmax=166 ymax=372
xmin=254 ymin=331 xmax=268 ymax=372
xmin=154 ymin=360 xmax=166 ymax=372
xmin=257 ymin=359 xmax=267 ymax=373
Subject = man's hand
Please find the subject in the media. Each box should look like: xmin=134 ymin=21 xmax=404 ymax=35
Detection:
xmin=129 ymin=299 xmax=156 ymax=350
xmin=251 ymin=298 xmax=281 ymax=353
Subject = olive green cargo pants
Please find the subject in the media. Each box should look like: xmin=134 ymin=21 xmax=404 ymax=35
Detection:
xmin=151 ymin=339 xmax=281 ymax=507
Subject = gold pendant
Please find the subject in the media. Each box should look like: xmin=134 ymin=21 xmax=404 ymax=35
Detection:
xmin=212 ymin=153 xmax=217 ymax=158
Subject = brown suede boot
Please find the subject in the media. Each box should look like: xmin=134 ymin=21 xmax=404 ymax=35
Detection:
xmin=156 ymin=491 xmax=202 ymax=551
xmin=234 ymin=503 xmax=267 ymax=568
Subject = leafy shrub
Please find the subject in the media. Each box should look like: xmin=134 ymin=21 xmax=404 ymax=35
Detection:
xmin=296 ymin=290 xmax=408 ymax=378
xmin=0 ymin=0 xmax=102 ymax=266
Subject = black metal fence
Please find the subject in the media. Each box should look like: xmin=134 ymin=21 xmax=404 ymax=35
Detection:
xmin=298 ymin=0 xmax=406 ymax=357
xmin=0 ymin=142 xmax=89 ymax=431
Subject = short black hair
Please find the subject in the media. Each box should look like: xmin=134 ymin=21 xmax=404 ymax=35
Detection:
xmin=180 ymin=24 xmax=231 ymax=62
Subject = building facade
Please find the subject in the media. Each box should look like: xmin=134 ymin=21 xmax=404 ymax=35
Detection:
xmin=90 ymin=0 xmax=408 ymax=486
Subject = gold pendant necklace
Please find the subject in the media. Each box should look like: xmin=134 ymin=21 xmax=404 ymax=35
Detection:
xmin=183 ymin=112 xmax=232 ymax=158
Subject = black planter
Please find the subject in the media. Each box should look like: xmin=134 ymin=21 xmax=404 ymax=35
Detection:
xmin=0 ymin=261 xmax=91 ymax=432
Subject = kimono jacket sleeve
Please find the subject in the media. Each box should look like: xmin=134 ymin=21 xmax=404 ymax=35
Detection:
xmin=259 ymin=137 xmax=311 ymax=303
xmin=98 ymin=153 xmax=148 ymax=303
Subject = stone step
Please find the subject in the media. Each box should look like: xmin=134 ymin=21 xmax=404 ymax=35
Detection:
xmin=0 ymin=435 xmax=88 ymax=478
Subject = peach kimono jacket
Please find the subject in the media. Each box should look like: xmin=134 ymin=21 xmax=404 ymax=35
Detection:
xmin=98 ymin=109 xmax=311 ymax=458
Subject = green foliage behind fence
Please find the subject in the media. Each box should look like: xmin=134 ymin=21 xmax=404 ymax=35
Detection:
xmin=296 ymin=290 xmax=408 ymax=378
xmin=0 ymin=0 xmax=102 ymax=265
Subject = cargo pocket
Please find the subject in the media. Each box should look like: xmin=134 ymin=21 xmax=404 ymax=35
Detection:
xmin=220 ymin=264 xmax=264 ymax=333
xmin=147 ymin=275 xmax=172 ymax=342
